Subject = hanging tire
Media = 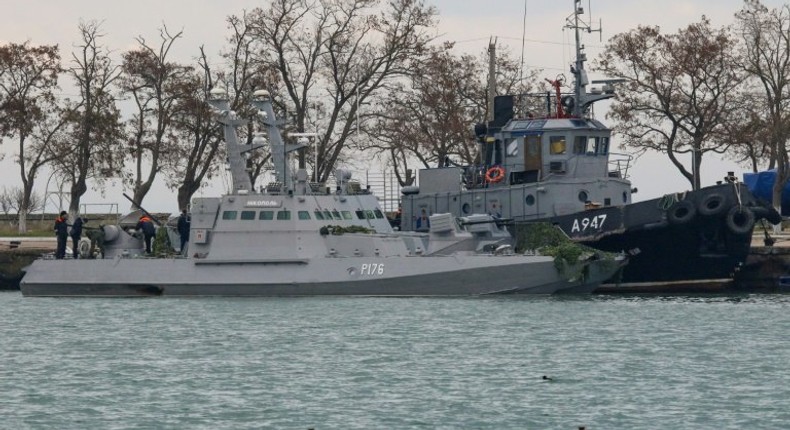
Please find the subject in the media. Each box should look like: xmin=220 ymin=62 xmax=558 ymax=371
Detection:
xmin=698 ymin=193 xmax=726 ymax=217
xmin=667 ymin=200 xmax=696 ymax=225
xmin=726 ymin=206 xmax=755 ymax=236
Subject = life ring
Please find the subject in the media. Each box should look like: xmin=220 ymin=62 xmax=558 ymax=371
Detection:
xmin=726 ymin=206 xmax=755 ymax=236
xmin=667 ymin=200 xmax=696 ymax=225
xmin=485 ymin=166 xmax=506 ymax=183
xmin=698 ymin=193 xmax=726 ymax=217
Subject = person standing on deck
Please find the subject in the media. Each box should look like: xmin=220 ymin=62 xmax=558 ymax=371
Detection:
xmin=69 ymin=216 xmax=85 ymax=259
xmin=136 ymin=215 xmax=156 ymax=254
xmin=54 ymin=211 xmax=68 ymax=259
xmin=177 ymin=208 xmax=190 ymax=254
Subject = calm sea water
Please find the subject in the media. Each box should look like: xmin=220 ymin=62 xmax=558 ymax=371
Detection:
xmin=1 ymin=292 xmax=789 ymax=429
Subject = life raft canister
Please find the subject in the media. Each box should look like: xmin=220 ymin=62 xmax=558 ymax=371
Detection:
xmin=485 ymin=166 xmax=506 ymax=183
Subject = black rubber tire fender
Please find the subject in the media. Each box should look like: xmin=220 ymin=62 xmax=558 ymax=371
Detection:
xmin=667 ymin=200 xmax=696 ymax=225
xmin=698 ymin=192 xmax=727 ymax=217
xmin=725 ymin=206 xmax=755 ymax=236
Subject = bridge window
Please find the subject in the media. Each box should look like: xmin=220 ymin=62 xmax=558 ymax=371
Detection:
xmin=222 ymin=211 xmax=237 ymax=220
xmin=365 ymin=210 xmax=375 ymax=219
xmin=259 ymin=211 xmax=274 ymax=220
xmin=240 ymin=210 xmax=256 ymax=220
xmin=506 ymin=139 xmax=519 ymax=157
xmin=374 ymin=209 xmax=384 ymax=219
xmin=355 ymin=210 xmax=365 ymax=219
xmin=588 ymin=137 xmax=599 ymax=155
xmin=331 ymin=210 xmax=342 ymax=220
xmin=323 ymin=210 xmax=333 ymax=220
xmin=573 ymin=136 xmax=587 ymax=154
xmin=276 ymin=210 xmax=291 ymax=220
xmin=342 ymin=211 xmax=353 ymax=220
xmin=298 ymin=211 xmax=311 ymax=220
xmin=549 ymin=136 xmax=566 ymax=155
xmin=313 ymin=210 xmax=325 ymax=220
xmin=599 ymin=137 xmax=610 ymax=154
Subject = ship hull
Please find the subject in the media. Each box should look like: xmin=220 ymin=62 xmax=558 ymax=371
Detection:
xmin=20 ymin=254 xmax=624 ymax=297
xmin=544 ymin=183 xmax=778 ymax=285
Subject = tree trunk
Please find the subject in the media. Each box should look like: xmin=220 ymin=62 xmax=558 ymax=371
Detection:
xmin=177 ymin=181 xmax=200 ymax=211
xmin=17 ymin=210 xmax=28 ymax=234
xmin=69 ymin=179 xmax=87 ymax=217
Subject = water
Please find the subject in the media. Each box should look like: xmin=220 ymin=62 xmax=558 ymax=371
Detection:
xmin=1 ymin=292 xmax=789 ymax=429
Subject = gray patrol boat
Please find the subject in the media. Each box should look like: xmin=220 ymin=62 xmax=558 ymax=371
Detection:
xmin=20 ymin=88 xmax=624 ymax=297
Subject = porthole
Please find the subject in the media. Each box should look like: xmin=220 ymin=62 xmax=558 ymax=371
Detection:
xmin=525 ymin=195 xmax=535 ymax=206
xmin=462 ymin=203 xmax=471 ymax=214
xmin=578 ymin=190 xmax=589 ymax=203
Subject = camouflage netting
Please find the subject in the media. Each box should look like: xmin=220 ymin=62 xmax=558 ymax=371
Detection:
xmin=319 ymin=225 xmax=376 ymax=236
xmin=152 ymin=226 xmax=175 ymax=257
xmin=514 ymin=222 xmax=621 ymax=281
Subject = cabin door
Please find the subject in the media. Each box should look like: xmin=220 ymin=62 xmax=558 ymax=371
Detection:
xmin=524 ymin=135 xmax=542 ymax=174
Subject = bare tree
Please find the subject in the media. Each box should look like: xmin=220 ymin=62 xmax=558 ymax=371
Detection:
xmin=119 ymin=26 xmax=190 ymax=206
xmin=734 ymin=0 xmax=790 ymax=215
xmin=241 ymin=0 xmax=437 ymax=183
xmin=0 ymin=41 xmax=64 ymax=233
xmin=54 ymin=21 xmax=124 ymax=218
xmin=164 ymin=49 xmax=224 ymax=210
xmin=597 ymin=18 xmax=745 ymax=190
xmin=367 ymin=44 xmax=542 ymax=184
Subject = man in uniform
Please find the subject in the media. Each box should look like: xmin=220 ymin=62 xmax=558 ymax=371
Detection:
xmin=85 ymin=225 xmax=105 ymax=258
xmin=54 ymin=211 xmax=68 ymax=259
xmin=136 ymin=215 xmax=156 ymax=254
xmin=70 ymin=216 xmax=85 ymax=259
xmin=177 ymin=208 xmax=190 ymax=254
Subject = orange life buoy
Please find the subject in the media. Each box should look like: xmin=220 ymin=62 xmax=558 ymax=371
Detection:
xmin=485 ymin=166 xmax=505 ymax=183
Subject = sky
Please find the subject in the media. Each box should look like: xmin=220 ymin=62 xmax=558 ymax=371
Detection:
xmin=1 ymin=0 xmax=786 ymax=213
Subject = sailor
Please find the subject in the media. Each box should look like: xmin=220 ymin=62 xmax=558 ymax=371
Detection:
xmin=136 ymin=215 xmax=156 ymax=254
xmin=177 ymin=208 xmax=190 ymax=254
xmin=69 ymin=216 xmax=85 ymax=259
xmin=85 ymin=225 xmax=106 ymax=258
xmin=54 ymin=211 xmax=69 ymax=259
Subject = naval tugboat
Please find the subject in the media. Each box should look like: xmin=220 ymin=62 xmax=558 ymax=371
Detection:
xmin=19 ymin=86 xmax=625 ymax=297
xmin=399 ymin=0 xmax=780 ymax=290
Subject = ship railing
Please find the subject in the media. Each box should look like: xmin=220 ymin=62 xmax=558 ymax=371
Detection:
xmin=608 ymin=153 xmax=632 ymax=180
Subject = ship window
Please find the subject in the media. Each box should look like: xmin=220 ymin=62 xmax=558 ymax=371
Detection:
xmin=599 ymin=137 xmax=610 ymax=154
xmin=259 ymin=211 xmax=274 ymax=220
xmin=578 ymin=191 xmax=589 ymax=202
xmin=277 ymin=210 xmax=291 ymax=220
xmin=462 ymin=203 xmax=471 ymax=214
xmin=623 ymin=191 xmax=629 ymax=203
xmin=240 ymin=210 xmax=256 ymax=220
xmin=298 ymin=211 xmax=311 ymax=220
xmin=365 ymin=210 xmax=375 ymax=219
xmin=573 ymin=136 xmax=587 ymax=154
xmin=342 ymin=211 xmax=353 ymax=220
xmin=549 ymin=136 xmax=566 ymax=154
xmin=355 ymin=210 xmax=365 ymax=219
xmin=526 ymin=120 xmax=546 ymax=129
xmin=570 ymin=119 xmax=587 ymax=127
xmin=323 ymin=210 xmax=333 ymax=220
xmin=313 ymin=210 xmax=325 ymax=220
xmin=331 ymin=210 xmax=342 ymax=220
xmin=374 ymin=209 xmax=384 ymax=219
xmin=588 ymin=136 xmax=600 ymax=155
xmin=506 ymin=139 xmax=519 ymax=157
xmin=526 ymin=195 xmax=535 ymax=206
xmin=222 ymin=211 xmax=237 ymax=220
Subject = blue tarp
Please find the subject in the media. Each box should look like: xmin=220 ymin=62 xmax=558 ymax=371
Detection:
xmin=743 ymin=169 xmax=790 ymax=215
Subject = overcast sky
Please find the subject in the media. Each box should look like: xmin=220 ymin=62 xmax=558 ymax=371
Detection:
xmin=1 ymin=0 xmax=785 ymax=213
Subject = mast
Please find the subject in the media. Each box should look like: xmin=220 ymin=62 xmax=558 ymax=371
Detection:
xmin=564 ymin=0 xmax=620 ymax=118
xmin=207 ymin=87 xmax=254 ymax=194
xmin=487 ymin=37 xmax=497 ymax=122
